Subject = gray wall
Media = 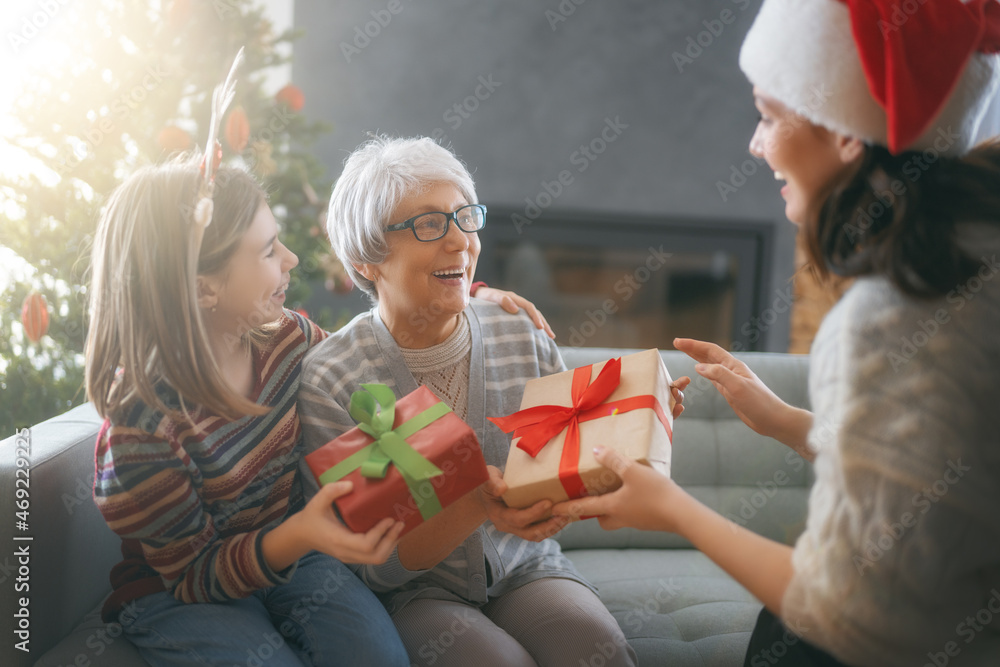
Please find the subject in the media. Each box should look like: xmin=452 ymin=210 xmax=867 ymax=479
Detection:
xmin=293 ymin=0 xmax=796 ymax=351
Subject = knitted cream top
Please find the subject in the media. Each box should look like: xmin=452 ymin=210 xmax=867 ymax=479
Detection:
xmin=398 ymin=313 xmax=472 ymax=422
xmin=781 ymin=225 xmax=1000 ymax=666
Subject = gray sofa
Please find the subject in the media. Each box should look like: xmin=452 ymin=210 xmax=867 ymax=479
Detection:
xmin=1 ymin=348 xmax=812 ymax=667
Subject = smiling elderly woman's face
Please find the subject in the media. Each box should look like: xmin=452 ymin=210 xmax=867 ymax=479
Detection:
xmin=370 ymin=182 xmax=482 ymax=346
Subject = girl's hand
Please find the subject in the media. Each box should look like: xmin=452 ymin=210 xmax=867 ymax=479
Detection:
xmin=477 ymin=466 xmax=569 ymax=541
xmin=295 ymin=481 xmax=405 ymax=565
xmin=673 ymin=338 xmax=812 ymax=454
xmin=475 ymin=287 xmax=555 ymax=339
xmin=551 ymin=447 xmax=681 ymax=532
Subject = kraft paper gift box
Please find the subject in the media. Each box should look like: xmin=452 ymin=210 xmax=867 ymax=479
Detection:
xmin=491 ymin=348 xmax=673 ymax=509
xmin=305 ymin=384 xmax=489 ymax=537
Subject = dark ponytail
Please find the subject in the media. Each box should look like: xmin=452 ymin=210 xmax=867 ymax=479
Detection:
xmin=808 ymin=138 xmax=1000 ymax=298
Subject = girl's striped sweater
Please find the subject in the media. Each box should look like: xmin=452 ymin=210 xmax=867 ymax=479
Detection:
xmin=93 ymin=310 xmax=325 ymax=621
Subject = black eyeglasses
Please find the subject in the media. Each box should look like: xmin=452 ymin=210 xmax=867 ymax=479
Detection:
xmin=385 ymin=204 xmax=487 ymax=242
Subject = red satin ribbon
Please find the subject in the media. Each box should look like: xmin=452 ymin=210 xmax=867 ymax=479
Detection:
xmin=489 ymin=358 xmax=673 ymax=499
xmin=839 ymin=0 xmax=1000 ymax=153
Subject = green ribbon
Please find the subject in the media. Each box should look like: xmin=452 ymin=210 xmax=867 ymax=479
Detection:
xmin=318 ymin=384 xmax=448 ymax=521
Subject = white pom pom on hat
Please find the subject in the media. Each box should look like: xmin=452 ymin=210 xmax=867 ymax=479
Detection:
xmin=739 ymin=0 xmax=1000 ymax=156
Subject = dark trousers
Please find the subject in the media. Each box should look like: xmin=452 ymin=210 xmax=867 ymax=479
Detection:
xmin=744 ymin=607 xmax=852 ymax=667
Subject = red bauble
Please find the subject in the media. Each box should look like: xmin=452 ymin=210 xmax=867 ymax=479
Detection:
xmin=275 ymin=84 xmax=305 ymax=113
xmin=157 ymin=125 xmax=192 ymax=153
xmin=225 ymin=106 xmax=250 ymax=153
xmin=21 ymin=293 xmax=49 ymax=343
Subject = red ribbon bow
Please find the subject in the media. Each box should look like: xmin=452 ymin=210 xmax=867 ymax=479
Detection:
xmin=841 ymin=0 xmax=1000 ymax=154
xmin=489 ymin=358 xmax=672 ymax=499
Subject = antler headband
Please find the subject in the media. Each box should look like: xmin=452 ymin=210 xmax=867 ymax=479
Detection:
xmin=193 ymin=47 xmax=245 ymax=229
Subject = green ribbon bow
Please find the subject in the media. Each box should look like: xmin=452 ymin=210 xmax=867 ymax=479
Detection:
xmin=318 ymin=384 xmax=448 ymax=521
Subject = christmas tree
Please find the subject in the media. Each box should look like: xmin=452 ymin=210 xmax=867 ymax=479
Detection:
xmin=0 ymin=0 xmax=348 ymax=436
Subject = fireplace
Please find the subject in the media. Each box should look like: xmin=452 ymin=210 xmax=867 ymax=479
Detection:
xmin=475 ymin=207 xmax=778 ymax=352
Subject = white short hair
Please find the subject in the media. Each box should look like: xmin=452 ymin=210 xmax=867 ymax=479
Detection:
xmin=327 ymin=135 xmax=478 ymax=300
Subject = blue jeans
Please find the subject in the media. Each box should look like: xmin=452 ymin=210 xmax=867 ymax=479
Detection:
xmin=120 ymin=551 xmax=408 ymax=666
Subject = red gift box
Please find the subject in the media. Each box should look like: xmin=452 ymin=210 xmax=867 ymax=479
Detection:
xmin=305 ymin=385 xmax=489 ymax=537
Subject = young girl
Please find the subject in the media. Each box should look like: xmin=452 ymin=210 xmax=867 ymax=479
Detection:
xmin=84 ymin=152 xmax=548 ymax=665
xmin=555 ymin=2 xmax=1000 ymax=666
xmin=85 ymin=158 xmax=412 ymax=666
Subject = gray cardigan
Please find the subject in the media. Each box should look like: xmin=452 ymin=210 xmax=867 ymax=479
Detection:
xmin=297 ymin=298 xmax=592 ymax=614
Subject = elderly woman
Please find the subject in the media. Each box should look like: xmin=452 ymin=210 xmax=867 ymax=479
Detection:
xmin=297 ymin=136 xmax=637 ymax=667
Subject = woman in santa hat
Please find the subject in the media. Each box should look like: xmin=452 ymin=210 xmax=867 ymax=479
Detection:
xmin=554 ymin=1 xmax=1000 ymax=665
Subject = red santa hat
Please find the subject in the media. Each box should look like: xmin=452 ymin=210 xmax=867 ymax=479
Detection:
xmin=739 ymin=0 xmax=1000 ymax=155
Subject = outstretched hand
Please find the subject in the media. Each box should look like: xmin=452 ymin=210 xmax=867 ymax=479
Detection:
xmin=298 ymin=481 xmax=404 ymax=564
xmin=475 ymin=287 xmax=555 ymax=339
xmin=551 ymin=447 xmax=683 ymax=533
xmin=478 ymin=466 xmax=569 ymax=541
xmin=673 ymin=337 xmax=811 ymax=452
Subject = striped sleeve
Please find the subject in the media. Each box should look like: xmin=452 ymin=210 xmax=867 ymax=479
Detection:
xmin=284 ymin=308 xmax=329 ymax=349
xmin=93 ymin=421 xmax=294 ymax=604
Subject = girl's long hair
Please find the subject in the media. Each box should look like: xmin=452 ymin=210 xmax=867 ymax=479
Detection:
xmin=86 ymin=160 xmax=273 ymax=423
xmin=808 ymin=138 xmax=1000 ymax=297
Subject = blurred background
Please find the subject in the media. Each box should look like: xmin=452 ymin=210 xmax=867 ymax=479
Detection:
xmin=4 ymin=0 xmax=995 ymax=434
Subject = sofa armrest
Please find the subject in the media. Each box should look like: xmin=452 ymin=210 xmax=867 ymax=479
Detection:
xmin=1 ymin=403 xmax=118 ymax=667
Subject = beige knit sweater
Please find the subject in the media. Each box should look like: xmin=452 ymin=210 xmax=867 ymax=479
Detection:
xmin=782 ymin=225 xmax=1000 ymax=666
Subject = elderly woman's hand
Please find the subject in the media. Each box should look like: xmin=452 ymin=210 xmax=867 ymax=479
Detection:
xmin=669 ymin=376 xmax=690 ymax=420
xmin=475 ymin=287 xmax=555 ymax=339
xmin=477 ymin=466 xmax=569 ymax=541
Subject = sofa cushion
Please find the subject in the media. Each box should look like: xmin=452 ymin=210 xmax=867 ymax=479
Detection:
xmin=566 ymin=548 xmax=761 ymax=666
xmin=33 ymin=598 xmax=147 ymax=667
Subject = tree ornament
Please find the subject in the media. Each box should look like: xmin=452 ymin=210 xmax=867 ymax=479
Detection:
xmin=157 ymin=125 xmax=193 ymax=153
xmin=224 ymin=106 xmax=250 ymax=154
xmin=21 ymin=292 xmax=49 ymax=343
xmin=275 ymin=84 xmax=305 ymax=112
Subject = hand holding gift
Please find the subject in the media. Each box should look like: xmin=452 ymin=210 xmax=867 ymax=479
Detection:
xmin=305 ymin=384 xmax=490 ymax=537
xmin=490 ymin=349 xmax=676 ymax=509
xmin=476 ymin=465 xmax=571 ymax=542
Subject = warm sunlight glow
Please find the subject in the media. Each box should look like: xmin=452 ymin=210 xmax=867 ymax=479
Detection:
xmin=0 ymin=2 xmax=82 ymax=180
